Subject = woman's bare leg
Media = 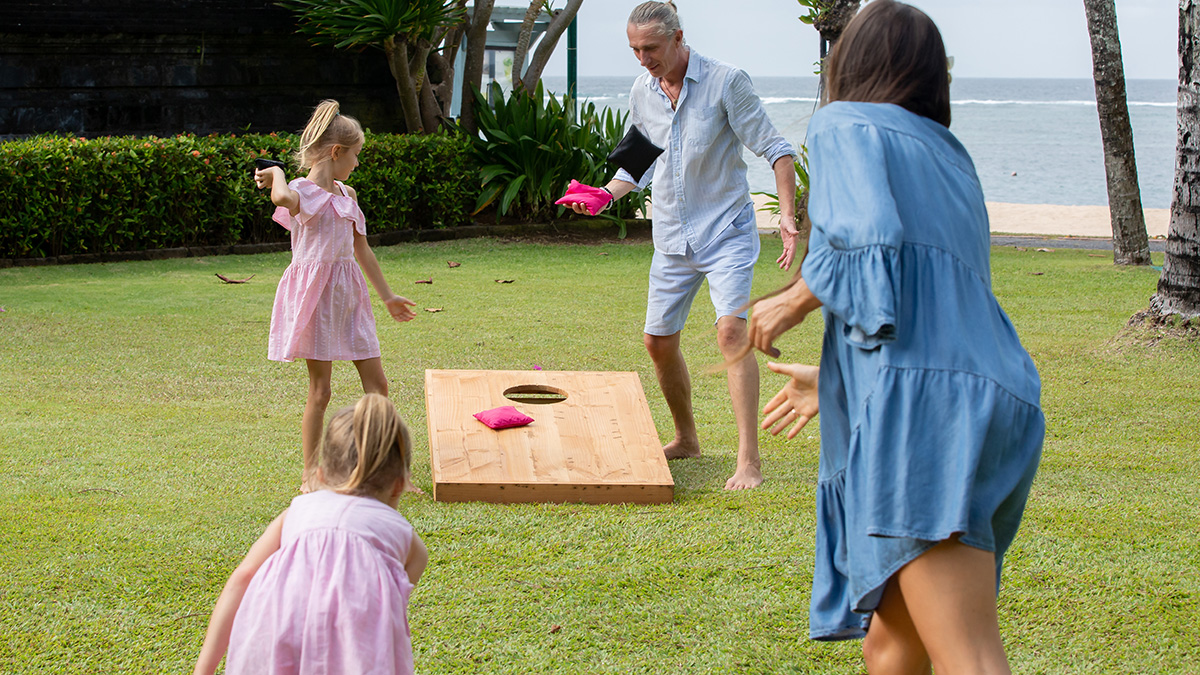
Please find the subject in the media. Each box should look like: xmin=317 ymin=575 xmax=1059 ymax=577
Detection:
xmin=891 ymin=538 xmax=1011 ymax=675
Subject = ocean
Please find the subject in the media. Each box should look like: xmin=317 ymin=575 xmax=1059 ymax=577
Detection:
xmin=542 ymin=76 xmax=1178 ymax=209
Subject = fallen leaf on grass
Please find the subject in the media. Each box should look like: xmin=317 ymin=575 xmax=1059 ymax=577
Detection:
xmin=1036 ymin=248 xmax=1055 ymax=253
xmin=1088 ymin=254 xmax=1106 ymax=258
xmin=495 ymin=279 xmax=515 ymax=284
xmin=1029 ymin=272 xmax=1044 ymax=276
xmin=424 ymin=307 xmax=443 ymax=313
xmin=598 ymin=252 xmax=608 ymax=256
xmin=549 ymin=625 xmax=562 ymax=634
xmin=447 ymin=260 xmax=461 ymax=268
xmin=215 ymin=273 xmax=255 ymax=284
xmin=1014 ymin=247 xmax=1027 ymax=251
xmin=415 ymin=277 xmax=433 ymax=284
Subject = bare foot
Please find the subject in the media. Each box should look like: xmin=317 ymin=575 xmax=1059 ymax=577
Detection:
xmin=300 ymin=469 xmax=317 ymax=494
xmin=404 ymin=483 xmax=425 ymax=495
xmin=663 ymin=437 xmax=701 ymax=460
xmin=724 ymin=464 xmax=764 ymax=490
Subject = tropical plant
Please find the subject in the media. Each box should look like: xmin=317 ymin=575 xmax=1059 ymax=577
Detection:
xmin=469 ymin=82 xmax=649 ymax=233
xmin=277 ymin=0 xmax=468 ymax=134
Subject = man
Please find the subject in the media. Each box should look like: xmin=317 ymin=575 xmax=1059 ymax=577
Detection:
xmin=565 ymin=1 xmax=799 ymax=489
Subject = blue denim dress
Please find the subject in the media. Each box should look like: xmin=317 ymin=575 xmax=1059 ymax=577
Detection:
xmin=801 ymin=102 xmax=1044 ymax=640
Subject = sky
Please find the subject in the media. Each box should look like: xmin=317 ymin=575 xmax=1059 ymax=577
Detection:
xmin=540 ymin=0 xmax=1177 ymax=81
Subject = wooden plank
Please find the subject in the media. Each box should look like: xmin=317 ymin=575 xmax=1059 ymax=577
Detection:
xmin=424 ymin=369 xmax=673 ymax=505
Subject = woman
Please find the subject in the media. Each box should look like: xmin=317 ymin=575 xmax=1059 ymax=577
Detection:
xmin=749 ymin=3 xmax=1044 ymax=673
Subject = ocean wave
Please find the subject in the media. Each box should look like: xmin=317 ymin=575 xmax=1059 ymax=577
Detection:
xmin=762 ymin=96 xmax=819 ymax=105
xmin=953 ymin=99 xmax=1174 ymax=108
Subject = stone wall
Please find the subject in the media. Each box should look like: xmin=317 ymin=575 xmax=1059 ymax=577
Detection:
xmin=0 ymin=0 xmax=404 ymax=136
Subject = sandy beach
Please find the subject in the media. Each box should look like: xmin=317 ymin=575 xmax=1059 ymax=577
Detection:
xmin=748 ymin=193 xmax=1171 ymax=238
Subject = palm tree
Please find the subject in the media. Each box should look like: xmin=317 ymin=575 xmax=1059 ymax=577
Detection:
xmin=1083 ymin=0 xmax=1152 ymax=265
xmin=1148 ymin=0 xmax=1200 ymax=318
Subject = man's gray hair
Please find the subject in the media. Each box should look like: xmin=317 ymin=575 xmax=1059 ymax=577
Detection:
xmin=628 ymin=1 xmax=681 ymax=36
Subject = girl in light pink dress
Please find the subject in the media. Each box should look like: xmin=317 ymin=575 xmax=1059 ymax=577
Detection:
xmin=254 ymin=100 xmax=416 ymax=492
xmin=194 ymin=394 xmax=428 ymax=675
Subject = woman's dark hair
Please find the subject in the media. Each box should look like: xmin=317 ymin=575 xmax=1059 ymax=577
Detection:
xmin=825 ymin=0 xmax=951 ymax=127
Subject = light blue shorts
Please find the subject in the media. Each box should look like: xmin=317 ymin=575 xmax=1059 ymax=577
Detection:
xmin=644 ymin=206 xmax=761 ymax=336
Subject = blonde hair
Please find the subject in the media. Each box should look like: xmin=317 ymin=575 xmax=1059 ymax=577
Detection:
xmin=320 ymin=394 xmax=413 ymax=497
xmin=294 ymin=99 xmax=365 ymax=170
xmin=628 ymin=1 xmax=681 ymax=36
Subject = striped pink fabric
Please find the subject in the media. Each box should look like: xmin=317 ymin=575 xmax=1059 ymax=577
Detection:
xmin=268 ymin=179 xmax=380 ymax=363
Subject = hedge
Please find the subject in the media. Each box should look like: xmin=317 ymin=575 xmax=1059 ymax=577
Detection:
xmin=0 ymin=132 xmax=477 ymax=259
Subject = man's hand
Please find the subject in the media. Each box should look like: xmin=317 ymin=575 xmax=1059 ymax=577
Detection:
xmin=776 ymin=214 xmax=800 ymax=270
xmin=761 ymin=362 xmax=819 ymax=440
xmin=384 ymin=296 xmax=417 ymax=322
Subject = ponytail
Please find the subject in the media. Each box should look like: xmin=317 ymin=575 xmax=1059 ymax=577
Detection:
xmin=320 ymin=394 xmax=412 ymax=496
xmin=628 ymin=1 xmax=682 ymax=36
xmin=294 ymin=99 xmax=365 ymax=170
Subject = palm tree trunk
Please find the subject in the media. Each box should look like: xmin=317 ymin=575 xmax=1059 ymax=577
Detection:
xmin=511 ymin=1 xmax=543 ymax=92
xmin=1084 ymin=0 xmax=1152 ymax=265
xmin=385 ymin=36 xmax=424 ymax=134
xmin=460 ymin=0 xmax=495 ymax=135
xmin=520 ymin=0 xmax=584 ymax=92
xmin=1150 ymin=0 xmax=1200 ymax=318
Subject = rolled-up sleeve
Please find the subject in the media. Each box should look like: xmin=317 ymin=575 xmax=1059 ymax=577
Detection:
xmin=801 ymin=121 xmax=903 ymax=350
xmin=724 ymin=69 xmax=794 ymax=167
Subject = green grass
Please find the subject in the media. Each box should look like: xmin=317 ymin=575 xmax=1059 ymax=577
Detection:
xmin=0 ymin=239 xmax=1196 ymax=673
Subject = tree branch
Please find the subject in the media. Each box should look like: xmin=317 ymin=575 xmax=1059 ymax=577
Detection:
xmin=521 ymin=0 xmax=583 ymax=92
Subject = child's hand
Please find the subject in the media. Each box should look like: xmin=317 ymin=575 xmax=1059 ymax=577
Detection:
xmin=761 ymin=362 xmax=820 ymax=440
xmin=384 ymin=296 xmax=417 ymax=322
xmin=254 ymin=166 xmax=285 ymax=190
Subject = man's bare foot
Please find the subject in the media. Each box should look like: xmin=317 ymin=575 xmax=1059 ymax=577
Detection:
xmin=663 ymin=437 xmax=701 ymax=460
xmin=725 ymin=464 xmax=764 ymax=490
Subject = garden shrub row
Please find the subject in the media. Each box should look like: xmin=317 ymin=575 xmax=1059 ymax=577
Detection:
xmin=0 ymin=132 xmax=476 ymax=259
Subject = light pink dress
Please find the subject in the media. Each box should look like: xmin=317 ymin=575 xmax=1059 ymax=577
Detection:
xmin=268 ymin=178 xmax=380 ymax=362
xmin=225 ymin=490 xmax=417 ymax=675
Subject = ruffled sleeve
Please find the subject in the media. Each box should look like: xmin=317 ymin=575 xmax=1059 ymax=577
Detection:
xmin=270 ymin=179 xmax=366 ymax=234
xmin=801 ymin=113 xmax=903 ymax=350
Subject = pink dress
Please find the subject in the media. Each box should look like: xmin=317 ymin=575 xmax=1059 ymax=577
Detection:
xmin=225 ymin=490 xmax=417 ymax=675
xmin=268 ymin=178 xmax=380 ymax=362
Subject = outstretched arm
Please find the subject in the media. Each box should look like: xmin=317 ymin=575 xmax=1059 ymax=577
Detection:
xmin=561 ymin=179 xmax=637 ymax=216
xmin=353 ymin=232 xmax=416 ymax=322
xmin=748 ymin=278 xmax=823 ymax=357
xmin=254 ymin=167 xmax=300 ymax=214
xmin=193 ymin=511 xmax=286 ymax=675
xmin=761 ymin=362 xmax=819 ymax=440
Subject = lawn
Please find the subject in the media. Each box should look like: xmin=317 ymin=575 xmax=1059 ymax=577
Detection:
xmin=0 ymin=236 xmax=1196 ymax=673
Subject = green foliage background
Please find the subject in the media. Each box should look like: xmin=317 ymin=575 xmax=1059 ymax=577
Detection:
xmin=0 ymin=132 xmax=476 ymax=259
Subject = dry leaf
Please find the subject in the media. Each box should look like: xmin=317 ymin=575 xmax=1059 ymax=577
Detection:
xmin=1088 ymin=254 xmax=1106 ymax=258
xmin=549 ymin=625 xmax=562 ymax=634
xmin=415 ymin=277 xmax=433 ymax=284
xmin=424 ymin=307 xmax=443 ymax=313
xmin=495 ymin=279 xmax=515 ymax=284
xmin=1014 ymin=247 xmax=1027 ymax=252
xmin=598 ymin=252 xmax=608 ymax=256
xmin=1036 ymin=248 xmax=1054 ymax=253
xmin=447 ymin=260 xmax=461 ymax=268
xmin=215 ymin=273 xmax=255 ymax=284
xmin=1029 ymin=272 xmax=1044 ymax=276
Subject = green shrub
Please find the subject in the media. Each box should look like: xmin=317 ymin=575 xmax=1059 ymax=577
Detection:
xmin=470 ymin=82 xmax=650 ymax=232
xmin=0 ymin=132 xmax=476 ymax=259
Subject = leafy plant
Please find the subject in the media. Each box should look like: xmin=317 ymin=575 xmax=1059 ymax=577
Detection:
xmin=0 ymin=132 xmax=475 ymax=259
xmin=753 ymin=145 xmax=810 ymax=224
xmin=276 ymin=0 xmax=467 ymax=133
xmin=469 ymin=82 xmax=649 ymax=234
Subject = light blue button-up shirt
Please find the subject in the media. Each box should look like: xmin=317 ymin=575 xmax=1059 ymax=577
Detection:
xmin=615 ymin=49 xmax=795 ymax=255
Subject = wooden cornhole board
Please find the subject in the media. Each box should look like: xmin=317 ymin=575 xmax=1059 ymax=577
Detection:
xmin=424 ymin=369 xmax=674 ymax=504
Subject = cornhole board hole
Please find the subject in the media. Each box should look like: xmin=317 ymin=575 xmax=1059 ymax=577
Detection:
xmin=424 ymin=369 xmax=674 ymax=505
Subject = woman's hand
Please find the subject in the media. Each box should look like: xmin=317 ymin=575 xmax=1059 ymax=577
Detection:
xmin=384 ymin=296 xmax=417 ymax=322
xmin=761 ymin=362 xmax=820 ymax=440
xmin=748 ymin=278 xmax=823 ymax=357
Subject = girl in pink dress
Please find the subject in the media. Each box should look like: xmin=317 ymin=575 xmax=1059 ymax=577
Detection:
xmin=254 ymin=100 xmax=416 ymax=492
xmin=194 ymin=394 xmax=428 ymax=675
